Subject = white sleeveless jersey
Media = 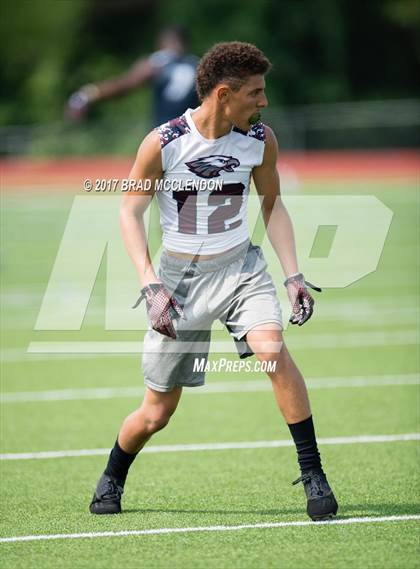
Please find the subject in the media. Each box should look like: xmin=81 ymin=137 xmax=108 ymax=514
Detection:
xmin=155 ymin=107 xmax=266 ymax=254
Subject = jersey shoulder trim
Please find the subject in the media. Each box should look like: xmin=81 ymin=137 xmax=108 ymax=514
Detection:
xmin=233 ymin=121 xmax=266 ymax=142
xmin=157 ymin=115 xmax=191 ymax=148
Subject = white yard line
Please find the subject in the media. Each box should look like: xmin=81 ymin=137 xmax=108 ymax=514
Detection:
xmin=2 ymin=374 xmax=419 ymax=403
xmin=1 ymin=515 xmax=419 ymax=544
xmin=4 ymin=306 xmax=419 ymax=332
xmin=0 ymin=329 xmax=417 ymax=362
xmin=25 ymin=330 xmax=419 ymax=355
xmin=1 ymin=433 xmax=419 ymax=461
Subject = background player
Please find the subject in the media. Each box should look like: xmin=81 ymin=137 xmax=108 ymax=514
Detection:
xmin=66 ymin=26 xmax=199 ymax=126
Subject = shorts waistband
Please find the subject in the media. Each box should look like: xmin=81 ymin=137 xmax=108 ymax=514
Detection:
xmin=160 ymin=239 xmax=252 ymax=273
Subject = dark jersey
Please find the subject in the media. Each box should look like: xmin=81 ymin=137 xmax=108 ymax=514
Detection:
xmin=149 ymin=49 xmax=199 ymax=126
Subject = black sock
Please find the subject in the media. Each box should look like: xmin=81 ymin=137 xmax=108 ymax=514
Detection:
xmin=104 ymin=439 xmax=138 ymax=486
xmin=287 ymin=415 xmax=322 ymax=474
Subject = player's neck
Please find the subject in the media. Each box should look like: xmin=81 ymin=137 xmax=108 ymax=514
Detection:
xmin=191 ymin=102 xmax=232 ymax=140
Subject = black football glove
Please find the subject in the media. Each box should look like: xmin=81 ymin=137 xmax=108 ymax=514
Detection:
xmin=284 ymin=273 xmax=321 ymax=326
xmin=132 ymin=283 xmax=184 ymax=339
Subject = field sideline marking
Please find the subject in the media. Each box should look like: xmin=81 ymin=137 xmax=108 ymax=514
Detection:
xmin=1 ymin=433 xmax=419 ymax=461
xmin=26 ymin=329 xmax=419 ymax=355
xmin=2 ymin=373 xmax=419 ymax=403
xmin=1 ymin=515 xmax=419 ymax=544
xmin=1 ymin=328 xmax=417 ymax=362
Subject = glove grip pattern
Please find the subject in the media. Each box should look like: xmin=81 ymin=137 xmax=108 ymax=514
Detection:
xmin=132 ymin=283 xmax=183 ymax=339
xmin=283 ymin=273 xmax=321 ymax=326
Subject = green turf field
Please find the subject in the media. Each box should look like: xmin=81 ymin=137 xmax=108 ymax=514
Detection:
xmin=1 ymin=178 xmax=419 ymax=568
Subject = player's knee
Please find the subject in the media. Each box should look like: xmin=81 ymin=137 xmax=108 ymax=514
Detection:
xmin=254 ymin=341 xmax=290 ymax=375
xmin=143 ymin=414 xmax=169 ymax=434
xmin=143 ymin=407 xmax=173 ymax=434
xmin=255 ymin=350 xmax=280 ymax=367
xmin=247 ymin=329 xmax=283 ymax=369
xmin=258 ymin=343 xmax=292 ymax=376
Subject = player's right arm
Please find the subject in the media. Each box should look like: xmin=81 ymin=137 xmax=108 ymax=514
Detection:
xmin=121 ymin=130 xmax=184 ymax=339
xmin=120 ymin=130 xmax=162 ymax=288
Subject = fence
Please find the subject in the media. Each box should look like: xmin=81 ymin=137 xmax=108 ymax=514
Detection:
xmin=0 ymin=99 xmax=418 ymax=156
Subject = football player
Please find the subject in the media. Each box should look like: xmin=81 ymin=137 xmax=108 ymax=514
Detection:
xmin=90 ymin=41 xmax=338 ymax=521
xmin=66 ymin=26 xmax=199 ymax=126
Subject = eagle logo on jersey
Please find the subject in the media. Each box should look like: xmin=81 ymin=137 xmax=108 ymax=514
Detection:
xmin=185 ymin=155 xmax=240 ymax=179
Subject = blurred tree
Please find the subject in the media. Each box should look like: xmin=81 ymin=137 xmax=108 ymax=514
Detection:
xmin=0 ymin=0 xmax=89 ymax=123
xmin=383 ymin=0 xmax=420 ymax=59
xmin=343 ymin=0 xmax=419 ymax=100
xmin=0 ymin=0 xmax=418 ymax=127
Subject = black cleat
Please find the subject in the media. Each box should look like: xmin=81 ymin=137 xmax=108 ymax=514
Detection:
xmin=89 ymin=473 xmax=124 ymax=515
xmin=293 ymin=469 xmax=338 ymax=521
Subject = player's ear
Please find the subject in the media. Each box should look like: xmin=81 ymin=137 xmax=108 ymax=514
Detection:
xmin=216 ymin=85 xmax=230 ymax=104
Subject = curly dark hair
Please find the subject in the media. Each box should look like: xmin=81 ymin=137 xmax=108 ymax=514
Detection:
xmin=196 ymin=42 xmax=272 ymax=101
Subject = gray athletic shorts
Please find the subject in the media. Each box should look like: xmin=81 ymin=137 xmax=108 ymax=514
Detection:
xmin=142 ymin=240 xmax=283 ymax=392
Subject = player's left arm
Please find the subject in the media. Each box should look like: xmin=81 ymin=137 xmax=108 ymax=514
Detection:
xmin=252 ymin=126 xmax=320 ymax=325
xmin=252 ymin=126 xmax=299 ymax=277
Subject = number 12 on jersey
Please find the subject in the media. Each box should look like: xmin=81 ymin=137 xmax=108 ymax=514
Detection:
xmin=172 ymin=182 xmax=245 ymax=234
